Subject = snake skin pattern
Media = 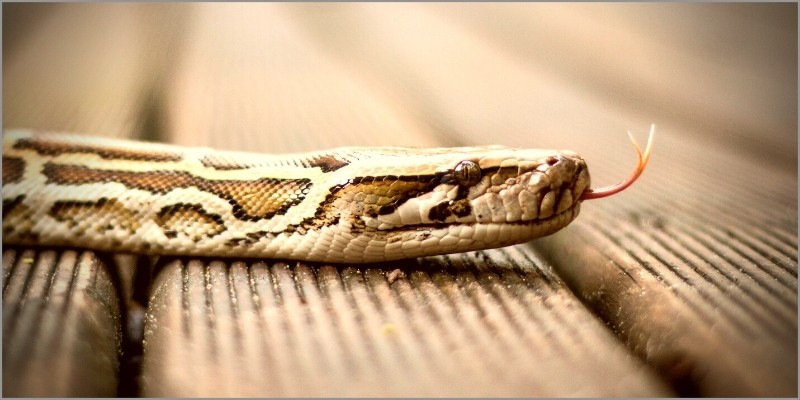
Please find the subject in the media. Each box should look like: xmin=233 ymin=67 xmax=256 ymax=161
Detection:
xmin=2 ymin=129 xmax=591 ymax=263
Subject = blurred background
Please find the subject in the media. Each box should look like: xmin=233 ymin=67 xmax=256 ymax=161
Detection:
xmin=4 ymin=3 xmax=796 ymax=162
xmin=3 ymin=3 xmax=797 ymax=397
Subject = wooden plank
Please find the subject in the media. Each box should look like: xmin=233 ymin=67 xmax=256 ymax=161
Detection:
xmin=142 ymin=248 xmax=672 ymax=397
xmin=2 ymin=249 xmax=121 ymax=397
xmin=537 ymin=131 xmax=797 ymax=396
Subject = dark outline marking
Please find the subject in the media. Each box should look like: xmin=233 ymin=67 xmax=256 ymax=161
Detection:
xmin=200 ymin=153 xmax=350 ymax=173
xmin=2 ymin=195 xmax=25 ymax=218
xmin=155 ymin=203 xmax=227 ymax=240
xmin=2 ymin=156 xmax=25 ymax=185
xmin=14 ymin=137 xmax=183 ymax=162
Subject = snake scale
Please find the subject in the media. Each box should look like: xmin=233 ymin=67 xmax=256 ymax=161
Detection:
xmin=2 ymin=127 xmax=652 ymax=263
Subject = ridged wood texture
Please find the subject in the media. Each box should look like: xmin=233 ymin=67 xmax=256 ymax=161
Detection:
xmin=2 ymin=249 xmax=121 ymax=396
xmin=3 ymin=3 xmax=796 ymax=397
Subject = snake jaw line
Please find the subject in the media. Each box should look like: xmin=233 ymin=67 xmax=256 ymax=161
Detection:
xmin=580 ymin=124 xmax=655 ymax=201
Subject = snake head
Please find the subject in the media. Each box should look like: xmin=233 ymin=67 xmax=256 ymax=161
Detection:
xmin=390 ymin=148 xmax=591 ymax=226
xmin=326 ymin=146 xmax=591 ymax=260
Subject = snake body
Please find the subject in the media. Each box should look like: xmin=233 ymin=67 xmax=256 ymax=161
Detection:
xmin=2 ymin=129 xmax=591 ymax=263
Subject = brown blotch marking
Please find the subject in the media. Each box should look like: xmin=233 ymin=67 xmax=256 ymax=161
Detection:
xmin=42 ymin=163 xmax=312 ymax=221
xmin=49 ymin=197 xmax=140 ymax=234
xmin=307 ymin=154 xmax=349 ymax=172
xmin=3 ymin=156 xmax=25 ymax=184
xmin=14 ymin=137 xmax=183 ymax=162
xmin=428 ymin=201 xmax=452 ymax=222
xmin=427 ymin=194 xmax=474 ymax=222
xmin=155 ymin=203 xmax=226 ymax=241
xmin=334 ymin=175 xmax=440 ymax=219
xmin=3 ymin=195 xmax=26 ymax=218
xmin=286 ymin=173 xmax=444 ymax=234
xmin=451 ymin=200 xmax=472 ymax=217
xmin=3 ymin=195 xmax=36 ymax=241
xmin=378 ymin=203 xmax=397 ymax=215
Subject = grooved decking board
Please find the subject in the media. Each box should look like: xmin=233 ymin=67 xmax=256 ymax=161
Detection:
xmin=142 ymin=247 xmax=672 ymax=397
xmin=536 ymin=130 xmax=798 ymax=396
xmin=2 ymin=249 xmax=122 ymax=396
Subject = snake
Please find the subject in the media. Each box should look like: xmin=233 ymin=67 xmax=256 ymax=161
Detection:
xmin=2 ymin=127 xmax=653 ymax=263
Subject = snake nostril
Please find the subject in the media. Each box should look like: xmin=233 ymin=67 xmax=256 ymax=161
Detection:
xmin=546 ymin=155 xmax=578 ymax=170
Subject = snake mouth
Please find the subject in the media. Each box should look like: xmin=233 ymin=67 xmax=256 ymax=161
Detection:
xmin=366 ymin=202 xmax=581 ymax=262
xmin=455 ymin=201 xmax=581 ymax=248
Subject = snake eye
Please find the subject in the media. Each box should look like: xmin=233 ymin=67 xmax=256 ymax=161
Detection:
xmin=453 ymin=160 xmax=482 ymax=187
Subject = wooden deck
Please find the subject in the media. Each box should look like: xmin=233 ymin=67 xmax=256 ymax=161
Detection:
xmin=3 ymin=3 xmax=797 ymax=397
